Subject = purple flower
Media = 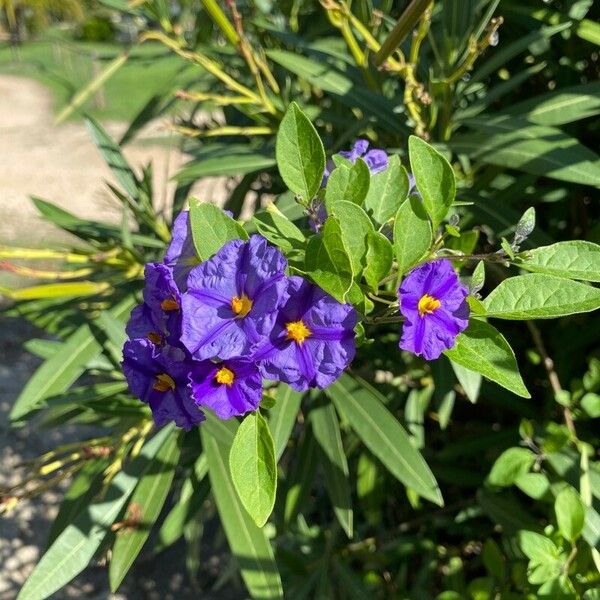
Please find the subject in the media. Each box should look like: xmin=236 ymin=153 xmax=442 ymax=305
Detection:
xmin=190 ymin=358 xmax=262 ymax=419
xmin=322 ymin=139 xmax=389 ymax=186
xmin=122 ymin=339 xmax=205 ymax=430
xmin=164 ymin=210 xmax=199 ymax=291
xmin=126 ymin=263 xmax=181 ymax=345
xmin=398 ymin=260 xmax=469 ymax=361
xmin=254 ymin=276 xmax=357 ymax=391
xmin=181 ymin=235 xmax=288 ymax=361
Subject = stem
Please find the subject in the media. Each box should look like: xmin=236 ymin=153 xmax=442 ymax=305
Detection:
xmin=526 ymin=321 xmax=577 ymax=439
xmin=372 ymin=0 xmax=432 ymax=68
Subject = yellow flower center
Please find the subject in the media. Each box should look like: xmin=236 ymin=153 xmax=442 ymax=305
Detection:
xmin=231 ymin=294 xmax=253 ymax=318
xmin=286 ymin=320 xmax=312 ymax=344
xmin=153 ymin=373 xmax=175 ymax=392
xmin=215 ymin=366 xmax=235 ymax=386
xmin=160 ymin=297 xmax=180 ymax=311
xmin=148 ymin=332 xmax=163 ymax=345
xmin=418 ymin=294 xmax=441 ymax=317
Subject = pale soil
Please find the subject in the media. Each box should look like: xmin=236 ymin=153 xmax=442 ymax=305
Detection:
xmin=0 ymin=75 xmax=241 ymax=598
xmin=0 ymin=74 xmax=231 ymax=246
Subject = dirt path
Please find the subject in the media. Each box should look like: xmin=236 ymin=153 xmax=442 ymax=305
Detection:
xmin=0 ymin=75 xmax=229 ymax=246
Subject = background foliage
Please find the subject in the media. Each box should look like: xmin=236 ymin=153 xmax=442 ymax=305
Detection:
xmin=1 ymin=0 xmax=599 ymax=598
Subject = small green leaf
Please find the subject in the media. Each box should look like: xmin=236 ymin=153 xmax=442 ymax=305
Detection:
xmin=450 ymin=360 xmax=482 ymax=403
xmin=482 ymin=539 xmax=505 ymax=581
xmin=555 ymin=486 xmax=585 ymax=542
xmin=189 ymin=199 xmax=247 ymax=261
xmin=363 ymin=156 xmax=409 ymax=224
xmin=252 ymin=209 xmax=306 ymax=253
xmin=517 ymin=241 xmax=600 ymax=282
xmin=444 ymin=320 xmax=530 ymax=398
xmin=325 ymin=159 xmax=371 ymax=208
xmin=393 ymin=196 xmax=433 ymax=275
xmin=364 ymin=231 xmax=393 ymax=291
xmin=487 ymin=447 xmax=535 ymax=487
xmin=229 ymin=412 xmax=277 ymax=527
xmin=310 ymin=401 xmax=353 ymax=538
xmin=326 ymin=374 xmax=443 ymax=506
xmin=515 ymin=473 xmax=550 ymax=500
xmin=483 ymin=274 xmax=600 ymax=319
xmin=276 ymin=102 xmax=325 ymax=201
xmin=518 ymin=530 xmax=560 ymax=564
xmin=305 ymin=217 xmax=354 ymax=302
xmin=408 ymin=136 xmax=456 ymax=229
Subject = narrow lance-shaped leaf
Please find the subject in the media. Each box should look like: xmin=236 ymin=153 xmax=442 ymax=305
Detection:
xmin=229 ymin=412 xmax=277 ymax=528
xmin=202 ymin=417 xmax=283 ymax=599
xmin=326 ymin=374 xmax=443 ymax=505
xmin=10 ymin=296 xmax=135 ymax=422
xmin=109 ymin=431 xmax=182 ymax=591
xmin=310 ymin=401 xmax=353 ymax=538
xmin=444 ymin=319 xmax=530 ymax=398
xmin=276 ymin=101 xmax=325 ymax=202
xmin=189 ymin=199 xmax=248 ymax=261
xmin=408 ymin=136 xmax=455 ymax=229
xmin=17 ymin=425 xmax=174 ymax=600
xmin=268 ymin=384 xmax=303 ymax=461
xmin=483 ymin=274 xmax=600 ymax=319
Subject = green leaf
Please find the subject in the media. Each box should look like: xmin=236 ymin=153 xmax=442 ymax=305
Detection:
xmin=266 ymin=50 xmax=406 ymax=135
xmin=310 ymin=401 xmax=353 ymax=538
xmin=305 ymin=217 xmax=354 ymax=302
xmin=451 ymin=116 xmax=600 ymax=187
xmin=450 ymin=361 xmax=482 ymax=403
xmin=364 ymin=231 xmax=393 ymax=291
xmin=189 ymin=199 xmax=247 ymax=261
xmin=482 ymin=539 xmax=505 ymax=581
xmin=109 ymin=432 xmax=181 ymax=591
xmin=326 ymin=374 xmax=443 ymax=506
xmin=515 ymin=473 xmax=551 ymax=500
xmin=202 ymin=419 xmax=283 ymax=599
xmin=10 ymin=297 xmax=135 ymax=422
xmin=363 ymin=156 xmax=409 ymax=224
xmin=487 ymin=447 xmax=535 ymax=487
xmin=518 ymin=530 xmax=560 ymax=564
xmin=86 ymin=116 xmax=138 ymax=200
xmin=229 ymin=412 xmax=277 ymax=528
xmin=283 ymin=426 xmax=318 ymax=524
xmin=252 ymin=209 xmax=306 ymax=254
xmin=393 ymin=196 xmax=433 ymax=275
xmin=444 ymin=320 xmax=530 ymax=398
xmin=175 ymin=145 xmax=276 ymax=181
xmin=408 ymin=136 xmax=456 ymax=229
xmin=504 ymin=81 xmax=600 ymax=126
xmin=276 ymin=101 xmax=325 ymax=201
xmin=328 ymin=201 xmax=374 ymax=275
xmin=555 ymin=486 xmax=585 ymax=542
xmin=482 ymin=274 xmax=600 ymax=319
xmin=17 ymin=426 xmax=174 ymax=600
xmin=516 ymin=241 xmax=600 ymax=282
xmin=268 ymin=384 xmax=303 ymax=461
xmin=324 ymin=159 xmax=370 ymax=208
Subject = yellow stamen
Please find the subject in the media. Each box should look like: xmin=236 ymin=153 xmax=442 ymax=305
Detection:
xmin=160 ymin=297 xmax=179 ymax=311
xmin=153 ymin=373 xmax=175 ymax=392
xmin=418 ymin=294 xmax=441 ymax=317
xmin=231 ymin=294 xmax=253 ymax=318
xmin=148 ymin=332 xmax=162 ymax=345
xmin=215 ymin=366 xmax=235 ymax=386
xmin=286 ymin=320 xmax=312 ymax=344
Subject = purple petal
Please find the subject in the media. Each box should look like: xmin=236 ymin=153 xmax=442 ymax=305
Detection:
xmin=164 ymin=210 xmax=199 ymax=291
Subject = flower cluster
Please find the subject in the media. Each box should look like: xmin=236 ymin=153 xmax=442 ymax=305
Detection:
xmin=123 ymin=211 xmax=357 ymax=430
